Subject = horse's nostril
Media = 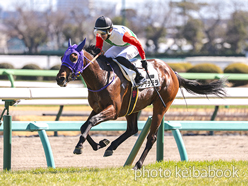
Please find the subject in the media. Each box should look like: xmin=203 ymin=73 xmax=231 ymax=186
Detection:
xmin=57 ymin=77 xmax=65 ymax=85
xmin=60 ymin=77 xmax=65 ymax=81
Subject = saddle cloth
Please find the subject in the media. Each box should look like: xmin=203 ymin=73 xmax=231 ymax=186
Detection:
xmin=113 ymin=58 xmax=161 ymax=89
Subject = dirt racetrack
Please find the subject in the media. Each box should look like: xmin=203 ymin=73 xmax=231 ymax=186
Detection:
xmin=0 ymin=135 xmax=248 ymax=170
xmin=0 ymin=105 xmax=248 ymax=170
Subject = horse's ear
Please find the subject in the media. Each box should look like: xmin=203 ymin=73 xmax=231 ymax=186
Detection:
xmin=76 ymin=38 xmax=86 ymax=52
xmin=68 ymin=38 xmax=71 ymax=47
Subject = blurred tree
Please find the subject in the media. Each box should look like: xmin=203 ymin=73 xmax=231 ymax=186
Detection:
xmin=170 ymin=0 xmax=206 ymax=54
xmin=112 ymin=9 xmax=144 ymax=39
xmin=171 ymin=0 xmax=204 ymax=24
xmin=123 ymin=9 xmax=141 ymax=35
xmin=64 ymin=7 xmax=87 ymax=44
xmin=172 ymin=1 xmax=227 ymax=55
xmin=62 ymin=23 xmax=84 ymax=45
xmin=111 ymin=9 xmax=136 ymax=29
xmin=198 ymin=2 xmax=225 ymax=54
xmin=46 ymin=11 xmax=67 ymax=49
xmin=225 ymin=10 xmax=248 ymax=53
xmin=139 ymin=0 xmax=173 ymax=53
xmin=112 ymin=16 xmax=125 ymax=25
xmin=181 ymin=17 xmax=204 ymax=53
xmin=3 ymin=0 xmax=248 ymax=56
xmin=4 ymin=5 xmax=49 ymax=54
xmin=61 ymin=3 xmax=101 ymax=46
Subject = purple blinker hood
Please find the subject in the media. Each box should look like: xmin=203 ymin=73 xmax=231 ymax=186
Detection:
xmin=62 ymin=38 xmax=86 ymax=80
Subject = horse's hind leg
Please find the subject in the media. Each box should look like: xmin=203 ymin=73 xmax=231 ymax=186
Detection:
xmin=103 ymin=112 xmax=138 ymax=157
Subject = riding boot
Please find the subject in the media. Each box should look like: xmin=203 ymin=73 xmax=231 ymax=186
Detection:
xmin=115 ymin=56 xmax=146 ymax=87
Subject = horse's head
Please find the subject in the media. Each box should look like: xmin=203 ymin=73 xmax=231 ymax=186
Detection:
xmin=56 ymin=38 xmax=86 ymax=87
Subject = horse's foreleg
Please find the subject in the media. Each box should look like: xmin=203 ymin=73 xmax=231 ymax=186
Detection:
xmin=133 ymin=100 xmax=173 ymax=169
xmin=74 ymin=105 xmax=116 ymax=154
xmin=73 ymin=110 xmax=96 ymax=154
xmin=87 ymin=135 xmax=110 ymax=151
xmin=104 ymin=113 xmax=138 ymax=157
xmin=76 ymin=134 xmax=110 ymax=153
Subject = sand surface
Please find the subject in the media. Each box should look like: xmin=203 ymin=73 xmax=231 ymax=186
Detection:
xmin=0 ymin=135 xmax=247 ymax=170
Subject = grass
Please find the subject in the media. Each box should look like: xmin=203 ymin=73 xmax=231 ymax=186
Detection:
xmin=1 ymin=160 xmax=248 ymax=185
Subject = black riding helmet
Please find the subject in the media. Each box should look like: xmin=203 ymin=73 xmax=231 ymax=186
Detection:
xmin=94 ymin=16 xmax=113 ymax=36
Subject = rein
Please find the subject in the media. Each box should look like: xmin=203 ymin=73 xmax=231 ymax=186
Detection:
xmin=81 ymin=52 xmax=101 ymax=71
xmin=61 ymin=41 xmax=116 ymax=92
xmin=84 ymin=54 xmax=115 ymax=92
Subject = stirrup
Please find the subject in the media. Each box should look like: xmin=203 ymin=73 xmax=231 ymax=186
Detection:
xmin=135 ymin=77 xmax=146 ymax=87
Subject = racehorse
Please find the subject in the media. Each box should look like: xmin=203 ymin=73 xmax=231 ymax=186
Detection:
xmin=56 ymin=39 xmax=226 ymax=169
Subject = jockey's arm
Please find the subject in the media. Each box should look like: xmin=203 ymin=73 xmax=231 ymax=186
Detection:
xmin=122 ymin=32 xmax=146 ymax=60
xmin=95 ymin=34 xmax=104 ymax=51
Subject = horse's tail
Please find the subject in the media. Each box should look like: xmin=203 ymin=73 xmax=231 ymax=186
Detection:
xmin=175 ymin=73 xmax=227 ymax=97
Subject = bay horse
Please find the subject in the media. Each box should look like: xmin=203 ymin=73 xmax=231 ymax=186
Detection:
xmin=56 ymin=39 xmax=226 ymax=169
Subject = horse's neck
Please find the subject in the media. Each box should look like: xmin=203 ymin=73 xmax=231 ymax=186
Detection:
xmin=81 ymin=52 xmax=108 ymax=91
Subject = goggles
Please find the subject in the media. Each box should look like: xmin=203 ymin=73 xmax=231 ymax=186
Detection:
xmin=94 ymin=29 xmax=107 ymax=36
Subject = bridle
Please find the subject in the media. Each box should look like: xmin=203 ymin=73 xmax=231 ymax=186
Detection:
xmin=61 ymin=39 xmax=115 ymax=92
xmin=83 ymin=54 xmax=116 ymax=93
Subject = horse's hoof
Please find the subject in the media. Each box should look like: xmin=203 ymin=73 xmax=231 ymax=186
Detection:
xmin=73 ymin=148 xmax=82 ymax=155
xmin=133 ymin=162 xmax=142 ymax=170
xmin=99 ymin=139 xmax=110 ymax=148
xmin=103 ymin=150 xmax=113 ymax=157
xmin=132 ymin=165 xmax=138 ymax=170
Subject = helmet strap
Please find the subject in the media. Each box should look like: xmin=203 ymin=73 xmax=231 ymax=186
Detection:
xmin=106 ymin=28 xmax=113 ymax=39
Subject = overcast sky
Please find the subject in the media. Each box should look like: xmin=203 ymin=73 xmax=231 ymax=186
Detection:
xmin=0 ymin=0 xmax=248 ymax=11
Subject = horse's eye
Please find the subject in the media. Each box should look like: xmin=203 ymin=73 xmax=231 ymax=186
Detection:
xmin=70 ymin=53 xmax=78 ymax=63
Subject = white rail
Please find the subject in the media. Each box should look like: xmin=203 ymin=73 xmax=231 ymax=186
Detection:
xmin=0 ymin=87 xmax=247 ymax=106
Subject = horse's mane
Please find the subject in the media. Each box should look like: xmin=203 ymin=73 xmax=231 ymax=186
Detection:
xmin=85 ymin=45 xmax=100 ymax=56
xmin=84 ymin=45 xmax=109 ymax=62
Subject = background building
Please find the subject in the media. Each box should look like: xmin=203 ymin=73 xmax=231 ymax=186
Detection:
xmin=57 ymin=0 xmax=94 ymax=15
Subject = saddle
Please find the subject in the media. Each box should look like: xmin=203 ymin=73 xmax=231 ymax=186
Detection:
xmin=113 ymin=58 xmax=161 ymax=89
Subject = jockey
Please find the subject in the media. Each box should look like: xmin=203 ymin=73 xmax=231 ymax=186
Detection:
xmin=94 ymin=16 xmax=147 ymax=87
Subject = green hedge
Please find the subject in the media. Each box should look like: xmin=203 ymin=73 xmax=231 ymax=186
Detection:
xmin=224 ymin=62 xmax=248 ymax=87
xmin=0 ymin=63 xmax=15 ymax=80
xmin=43 ymin=64 xmax=60 ymax=81
xmin=187 ymin=63 xmax=223 ymax=73
xmin=167 ymin=62 xmax=192 ymax=72
xmin=186 ymin=63 xmax=222 ymax=84
xmin=18 ymin=64 xmax=43 ymax=81
xmin=224 ymin=62 xmax=248 ymax=73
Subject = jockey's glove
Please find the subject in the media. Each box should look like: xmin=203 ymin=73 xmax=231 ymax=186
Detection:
xmin=141 ymin=59 xmax=148 ymax=71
